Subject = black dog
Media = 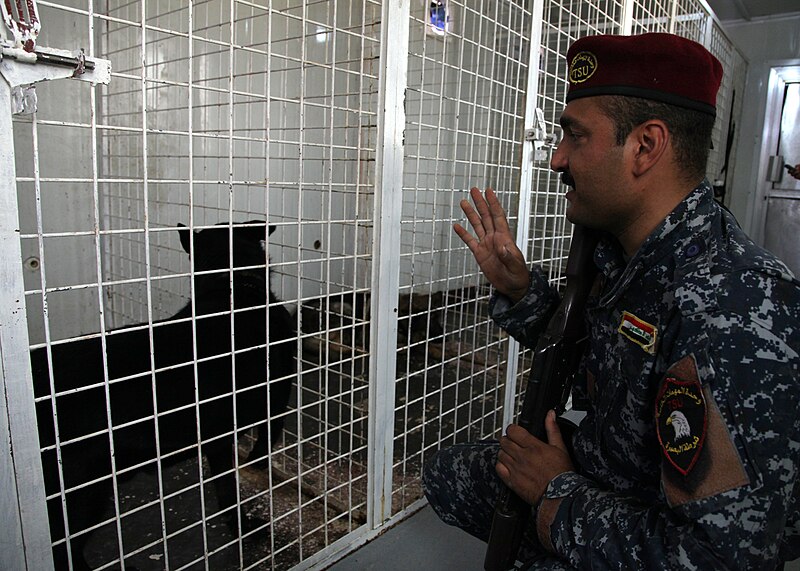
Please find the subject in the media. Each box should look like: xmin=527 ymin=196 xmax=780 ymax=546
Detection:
xmin=31 ymin=221 xmax=296 ymax=570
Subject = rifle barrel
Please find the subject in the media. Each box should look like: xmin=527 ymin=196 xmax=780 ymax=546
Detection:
xmin=483 ymin=225 xmax=600 ymax=570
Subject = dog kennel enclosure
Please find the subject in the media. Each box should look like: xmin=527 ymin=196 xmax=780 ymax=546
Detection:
xmin=1 ymin=0 xmax=744 ymax=569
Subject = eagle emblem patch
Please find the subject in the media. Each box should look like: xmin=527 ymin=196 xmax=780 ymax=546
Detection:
xmin=655 ymin=375 xmax=707 ymax=476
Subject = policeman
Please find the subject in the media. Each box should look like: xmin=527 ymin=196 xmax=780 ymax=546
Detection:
xmin=424 ymin=33 xmax=800 ymax=569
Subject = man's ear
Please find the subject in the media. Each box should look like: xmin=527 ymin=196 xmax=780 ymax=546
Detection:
xmin=630 ymin=119 xmax=669 ymax=177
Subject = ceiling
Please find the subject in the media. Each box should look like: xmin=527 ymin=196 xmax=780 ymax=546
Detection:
xmin=704 ymin=0 xmax=800 ymax=22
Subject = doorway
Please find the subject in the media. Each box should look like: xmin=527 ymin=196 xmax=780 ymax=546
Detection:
xmin=758 ymin=65 xmax=800 ymax=275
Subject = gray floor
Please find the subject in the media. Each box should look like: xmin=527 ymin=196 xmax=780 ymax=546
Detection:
xmin=327 ymin=505 xmax=800 ymax=571
xmin=326 ymin=505 xmax=486 ymax=571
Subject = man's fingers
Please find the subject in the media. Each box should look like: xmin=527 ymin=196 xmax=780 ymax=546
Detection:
xmin=499 ymin=433 xmax=524 ymax=455
xmin=504 ymin=423 xmax=534 ymax=444
xmin=484 ymin=188 xmax=512 ymax=235
xmin=495 ymin=458 xmax=511 ymax=484
xmin=453 ymin=223 xmax=478 ymax=252
xmin=460 ymin=198 xmax=487 ymax=240
xmin=505 ymin=422 xmax=557 ymax=455
xmin=469 ymin=187 xmax=496 ymax=235
xmin=460 ymin=187 xmax=513 ymax=242
xmin=496 ymin=445 xmax=519 ymax=479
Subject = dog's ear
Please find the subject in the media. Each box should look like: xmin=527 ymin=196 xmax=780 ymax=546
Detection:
xmin=269 ymin=225 xmax=277 ymax=236
xmin=177 ymin=223 xmax=193 ymax=254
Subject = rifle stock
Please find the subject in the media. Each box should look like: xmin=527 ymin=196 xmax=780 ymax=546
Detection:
xmin=484 ymin=225 xmax=600 ymax=571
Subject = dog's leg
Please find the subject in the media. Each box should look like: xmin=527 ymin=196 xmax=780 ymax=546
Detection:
xmin=203 ymin=434 xmax=268 ymax=537
xmin=244 ymin=377 xmax=291 ymax=468
xmin=56 ymin=481 xmax=111 ymax=571
xmin=242 ymin=383 xmax=272 ymax=468
xmin=202 ymin=435 xmax=238 ymax=523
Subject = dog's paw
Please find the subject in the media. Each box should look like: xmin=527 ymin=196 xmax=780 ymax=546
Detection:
xmin=240 ymin=513 xmax=272 ymax=546
xmin=244 ymin=446 xmax=271 ymax=470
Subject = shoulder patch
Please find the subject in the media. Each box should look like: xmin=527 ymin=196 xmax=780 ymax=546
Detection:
xmin=656 ymin=374 xmax=707 ymax=476
xmin=618 ymin=311 xmax=657 ymax=354
xmin=658 ymin=358 xmax=750 ymax=507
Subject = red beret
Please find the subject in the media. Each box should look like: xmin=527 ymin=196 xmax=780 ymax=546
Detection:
xmin=566 ymin=33 xmax=723 ymax=116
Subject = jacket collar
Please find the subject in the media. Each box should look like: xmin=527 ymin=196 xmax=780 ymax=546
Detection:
xmin=593 ymin=179 xmax=715 ymax=300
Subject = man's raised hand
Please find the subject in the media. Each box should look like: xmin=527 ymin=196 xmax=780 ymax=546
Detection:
xmin=454 ymin=187 xmax=530 ymax=303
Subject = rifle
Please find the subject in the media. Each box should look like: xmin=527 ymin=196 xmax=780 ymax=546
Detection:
xmin=484 ymin=224 xmax=600 ymax=571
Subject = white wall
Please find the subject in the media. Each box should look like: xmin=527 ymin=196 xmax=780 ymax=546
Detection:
xmin=721 ymin=13 xmax=800 ymax=237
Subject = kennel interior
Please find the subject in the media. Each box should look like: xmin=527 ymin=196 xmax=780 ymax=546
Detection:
xmin=1 ymin=1 xmax=745 ymax=570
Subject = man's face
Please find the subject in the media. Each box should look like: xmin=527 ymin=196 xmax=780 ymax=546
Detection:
xmin=550 ymin=97 xmax=637 ymax=235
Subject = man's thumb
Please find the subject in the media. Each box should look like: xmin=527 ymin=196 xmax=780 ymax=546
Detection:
xmin=545 ymin=410 xmax=566 ymax=451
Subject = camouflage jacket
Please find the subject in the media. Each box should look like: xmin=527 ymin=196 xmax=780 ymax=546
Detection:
xmin=491 ymin=180 xmax=800 ymax=569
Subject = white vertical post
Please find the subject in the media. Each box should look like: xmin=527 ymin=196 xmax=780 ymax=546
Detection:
xmin=0 ymin=77 xmax=55 ymax=571
xmin=669 ymin=0 xmax=679 ymax=34
xmin=621 ymin=0 xmax=635 ymax=35
xmin=703 ymin=11 xmax=715 ymax=48
xmin=367 ymin=0 xmax=410 ymax=528
xmin=501 ymin=0 xmax=547 ymax=429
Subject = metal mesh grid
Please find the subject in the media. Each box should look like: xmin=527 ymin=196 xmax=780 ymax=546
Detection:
xmin=4 ymin=1 xmax=748 ymax=570
xmin=17 ymin=1 xmax=383 ymax=569
xmin=392 ymin=0 xmax=534 ymax=515
xmin=497 ymin=0 xmax=627 ymax=431
xmin=629 ymin=0 xmax=672 ymax=33
xmin=671 ymin=0 xmax=708 ymax=40
xmin=705 ymin=19 xmax=742 ymax=199
xmin=535 ymin=0 xmax=624 ymax=275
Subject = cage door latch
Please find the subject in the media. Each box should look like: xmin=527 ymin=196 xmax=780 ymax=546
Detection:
xmin=1 ymin=0 xmax=110 ymax=109
xmin=525 ymin=108 xmax=561 ymax=162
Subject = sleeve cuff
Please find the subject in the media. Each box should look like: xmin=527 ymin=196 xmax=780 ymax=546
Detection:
xmin=535 ymin=471 xmax=588 ymax=553
xmin=489 ymin=268 xmax=559 ymax=329
xmin=545 ymin=471 xmax=589 ymax=499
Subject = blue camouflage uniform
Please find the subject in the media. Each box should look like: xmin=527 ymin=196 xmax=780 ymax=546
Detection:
xmin=423 ymin=180 xmax=800 ymax=569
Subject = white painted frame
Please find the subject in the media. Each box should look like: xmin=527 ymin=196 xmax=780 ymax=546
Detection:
xmin=751 ymin=62 xmax=800 ymax=245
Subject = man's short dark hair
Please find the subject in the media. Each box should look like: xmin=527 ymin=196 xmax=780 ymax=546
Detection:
xmin=596 ymin=95 xmax=715 ymax=183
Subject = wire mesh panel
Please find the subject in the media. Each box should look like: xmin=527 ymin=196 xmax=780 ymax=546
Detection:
xmin=535 ymin=0 xmax=624 ymax=275
xmin=670 ymin=0 xmax=708 ymax=39
xmin=388 ymin=0 xmax=749 ymax=530
xmin=511 ymin=0 xmax=625 ymax=406
xmin=383 ymin=0 xmax=750 ymax=521
xmin=705 ymin=20 xmax=747 ymax=206
xmin=629 ymin=0 xmax=672 ymax=33
xmin=99 ymin=2 xmax=384 ymax=565
xmin=392 ymin=0 xmax=537 ymax=516
xmin=15 ymin=0 xmax=383 ymax=569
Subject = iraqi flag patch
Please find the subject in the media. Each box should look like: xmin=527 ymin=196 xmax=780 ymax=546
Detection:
xmin=655 ymin=376 xmax=707 ymax=476
xmin=618 ymin=311 xmax=657 ymax=354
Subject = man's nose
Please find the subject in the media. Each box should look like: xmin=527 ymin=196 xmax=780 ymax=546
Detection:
xmin=550 ymin=143 xmax=567 ymax=172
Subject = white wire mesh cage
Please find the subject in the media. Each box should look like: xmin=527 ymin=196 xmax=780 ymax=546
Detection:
xmin=392 ymin=0 xmax=538 ymax=515
xmin=16 ymin=1 xmax=384 ymax=569
xmin=3 ymin=0 xmax=746 ymax=570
